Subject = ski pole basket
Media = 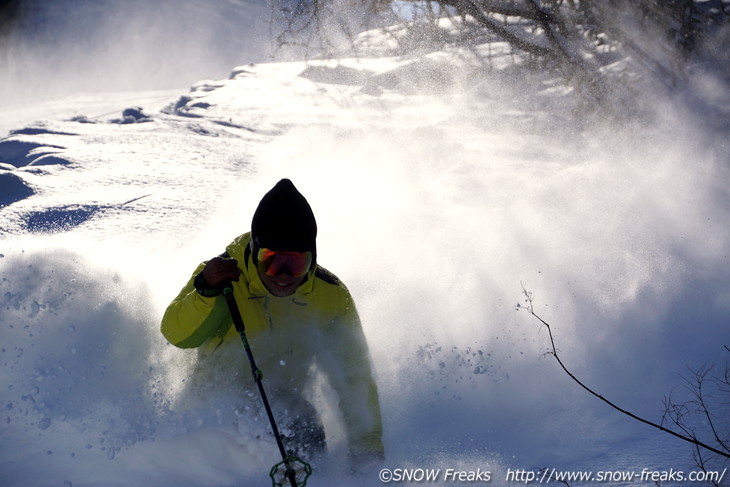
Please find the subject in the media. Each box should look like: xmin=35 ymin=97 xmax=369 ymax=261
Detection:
xmin=270 ymin=456 xmax=312 ymax=487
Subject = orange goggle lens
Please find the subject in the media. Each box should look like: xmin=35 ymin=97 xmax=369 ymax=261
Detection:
xmin=257 ymin=248 xmax=313 ymax=278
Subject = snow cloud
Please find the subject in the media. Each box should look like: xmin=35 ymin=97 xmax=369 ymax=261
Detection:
xmin=0 ymin=0 xmax=271 ymax=114
xmin=248 ymin=66 xmax=730 ymax=465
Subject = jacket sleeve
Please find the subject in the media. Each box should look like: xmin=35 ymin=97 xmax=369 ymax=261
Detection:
xmin=160 ymin=262 xmax=231 ymax=349
xmin=316 ymin=293 xmax=384 ymax=457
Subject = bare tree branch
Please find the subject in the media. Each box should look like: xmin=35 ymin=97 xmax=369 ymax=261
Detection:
xmin=267 ymin=0 xmax=728 ymax=114
xmin=518 ymin=284 xmax=730 ymax=460
xmin=663 ymin=363 xmax=730 ymax=485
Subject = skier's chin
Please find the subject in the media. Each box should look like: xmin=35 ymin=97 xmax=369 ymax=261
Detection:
xmin=263 ymin=275 xmax=303 ymax=297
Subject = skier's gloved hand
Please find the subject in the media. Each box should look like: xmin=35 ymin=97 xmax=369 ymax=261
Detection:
xmin=194 ymin=257 xmax=241 ymax=297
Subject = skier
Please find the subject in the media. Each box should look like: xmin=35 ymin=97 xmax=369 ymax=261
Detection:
xmin=161 ymin=178 xmax=384 ymax=469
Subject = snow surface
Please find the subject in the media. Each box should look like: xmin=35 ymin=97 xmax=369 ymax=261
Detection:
xmin=2 ymin=4 xmax=730 ymax=487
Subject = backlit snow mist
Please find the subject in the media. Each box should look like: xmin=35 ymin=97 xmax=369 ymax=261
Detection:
xmin=0 ymin=0 xmax=271 ymax=135
xmin=2 ymin=2 xmax=730 ymax=487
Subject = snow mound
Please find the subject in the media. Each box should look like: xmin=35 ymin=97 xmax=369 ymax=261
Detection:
xmin=0 ymin=139 xmax=68 ymax=168
xmin=0 ymin=172 xmax=34 ymax=208
xmin=299 ymin=64 xmax=374 ymax=86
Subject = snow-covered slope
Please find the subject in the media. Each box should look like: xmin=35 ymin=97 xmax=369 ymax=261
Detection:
xmin=2 ymin=18 xmax=730 ymax=487
xmin=0 ymin=0 xmax=272 ymax=137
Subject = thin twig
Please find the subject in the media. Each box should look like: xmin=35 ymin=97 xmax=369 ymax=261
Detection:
xmin=519 ymin=285 xmax=730 ymax=459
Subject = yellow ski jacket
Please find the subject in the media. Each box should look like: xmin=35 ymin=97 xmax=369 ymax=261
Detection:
xmin=161 ymin=232 xmax=384 ymax=457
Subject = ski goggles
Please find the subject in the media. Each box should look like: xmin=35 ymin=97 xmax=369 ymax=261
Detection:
xmin=256 ymin=248 xmax=313 ymax=278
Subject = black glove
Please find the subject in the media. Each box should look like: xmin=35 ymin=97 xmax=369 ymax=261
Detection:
xmin=194 ymin=256 xmax=241 ymax=297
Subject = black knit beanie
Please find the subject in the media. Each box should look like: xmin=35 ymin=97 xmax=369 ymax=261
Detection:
xmin=251 ymin=179 xmax=317 ymax=261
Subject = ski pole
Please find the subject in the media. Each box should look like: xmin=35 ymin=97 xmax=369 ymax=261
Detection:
xmin=221 ymin=283 xmax=308 ymax=487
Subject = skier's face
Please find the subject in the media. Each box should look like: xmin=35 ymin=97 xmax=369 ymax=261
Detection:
xmin=257 ymin=264 xmax=307 ymax=297
xmin=255 ymin=247 xmax=311 ymax=297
